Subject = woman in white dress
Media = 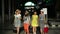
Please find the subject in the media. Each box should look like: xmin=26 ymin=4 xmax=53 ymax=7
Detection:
xmin=14 ymin=9 xmax=21 ymax=34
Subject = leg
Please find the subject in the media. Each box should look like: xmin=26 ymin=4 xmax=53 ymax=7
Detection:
xmin=33 ymin=27 xmax=36 ymax=34
xmin=26 ymin=25 xmax=29 ymax=34
xmin=24 ymin=29 xmax=27 ymax=34
xmin=24 ymin=24 xmax=27 ymax=34
xmin=33 ymin=27 xmax=34 ymax=34
xmin=34 ymin=27 xmax=36 ymax=34
xmin=26 ymin=27 xmax=29 ymax=34
xmin=40 ymin=28 xmax=44 ymax=34
xmin=17 ymin=27 xmax=20 ymax=34
xmin=44 ymin=33 xmax=48 ymax=34
xmin=40 ymin=29 xmax=42 ymax=34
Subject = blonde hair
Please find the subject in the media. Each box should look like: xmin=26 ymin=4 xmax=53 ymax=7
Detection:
xmin=15 ymin=9 xmax=21 ymax=14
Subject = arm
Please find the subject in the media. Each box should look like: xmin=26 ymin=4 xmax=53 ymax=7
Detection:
xmin=38 ymin=14 xmax=40 ymax=22
xmin=18 ymin=14 xmax=22 ymax=20
xmin=29 ymin=16 xmax=31 ymax=25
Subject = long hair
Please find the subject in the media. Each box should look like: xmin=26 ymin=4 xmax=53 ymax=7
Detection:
xmin=25 ymin=11 xmax=29 ymax=17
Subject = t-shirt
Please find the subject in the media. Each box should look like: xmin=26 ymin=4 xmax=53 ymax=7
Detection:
xmin=39 ymin=14 xmax=45 ymax=20
xmin=23 ymin=16 xmax=30 ymax=23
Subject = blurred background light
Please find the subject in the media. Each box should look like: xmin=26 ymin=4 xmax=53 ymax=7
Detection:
xmin=25 ymin=2 xmax=35 ymax=6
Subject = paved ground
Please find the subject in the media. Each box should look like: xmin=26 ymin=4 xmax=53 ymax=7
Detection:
xmin=0 ymin=18 xmax=60 ymax=34
xmin=0 ymin=22 xmax=60 ymax=34
xmin=0 ymin=28 xmax=60 ymax=34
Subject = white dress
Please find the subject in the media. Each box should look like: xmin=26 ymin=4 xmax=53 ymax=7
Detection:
xmin=14 ymin=14 xmax=21 ymax=27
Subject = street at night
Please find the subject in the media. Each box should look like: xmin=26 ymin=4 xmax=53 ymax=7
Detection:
xmin=0 ymin=0 xmax=60 ymax=34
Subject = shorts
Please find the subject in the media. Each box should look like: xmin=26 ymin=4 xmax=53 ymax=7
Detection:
xmin=24 ymin=23 xmax=29 ymax=32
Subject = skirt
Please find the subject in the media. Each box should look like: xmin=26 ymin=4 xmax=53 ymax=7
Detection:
xmin=40 ymin=20 xmax=44 ymax=30
xmin=14 ymin=20 xmax=21 ymax=27
xmin=31 ymin=20 xmax=38 ymax=27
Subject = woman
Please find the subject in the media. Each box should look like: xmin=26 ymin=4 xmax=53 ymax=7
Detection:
xmin=39 ymin=10 xmax=45 ymax=34
xmin=31 ymin=11 xmax=38 ymax=34
xmin=14 ymin=9 xmax=21 ymax=34
xmin=23 ymin=11 xmax=30 ymax=34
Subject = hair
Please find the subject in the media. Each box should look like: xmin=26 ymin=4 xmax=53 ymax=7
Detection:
xmin=25 ymin=11 xmax=29 ymax=16
xmin=34 ymin=11 xmax=37 ymax=14
xmin=40 ymin=11 xmax=44 ymax=14
xmin=15 ymin=11 xmax=18 ymax=14
xmin=41 ymin=11 xmax=44 ymax=13
xmin=15 ymin=9 xmax=21 ymax=14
